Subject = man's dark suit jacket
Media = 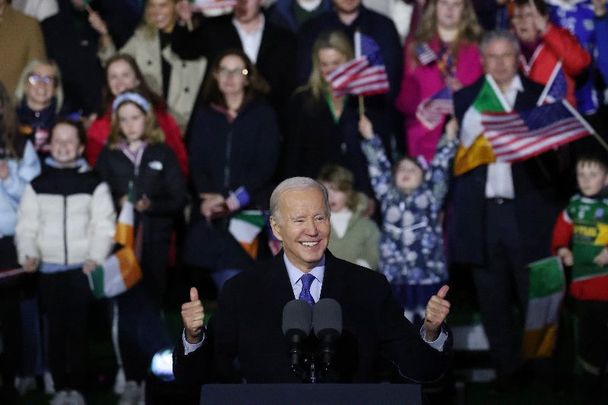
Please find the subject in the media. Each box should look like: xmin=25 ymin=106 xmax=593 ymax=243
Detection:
xmin=170 ymin=13 xmax=297 ymax=113
xmin=173 ymin=251 xmax=451 ymax=386
xmin=448 ymin=75 xmax=565 ymax=267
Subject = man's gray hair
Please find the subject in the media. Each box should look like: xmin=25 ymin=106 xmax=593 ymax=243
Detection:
xmin=480 ymin=30 xmax=520 ymax=56
xmin=269 ymin=177 xmax=330 ymax=222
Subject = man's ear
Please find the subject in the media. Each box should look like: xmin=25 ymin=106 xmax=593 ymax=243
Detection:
xmin=269 ymin=216 xmax=283 ymax=242
xmin=78 ymin=145 xmax=85 ymax=157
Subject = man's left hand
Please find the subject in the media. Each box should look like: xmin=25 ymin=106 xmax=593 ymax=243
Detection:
xmin=423 ymin=285 xmax=450 ymax=341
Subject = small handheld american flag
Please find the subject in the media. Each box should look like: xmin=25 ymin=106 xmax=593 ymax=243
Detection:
xmin=415 ymin=87 xmax=454 ymax=130
xmin=537 ymin=62 xmax=567 ymax=106
xmin=324 ymin=32 xmax=390 ymax=97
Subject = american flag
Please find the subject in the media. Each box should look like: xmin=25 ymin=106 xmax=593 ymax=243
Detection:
xmin=482 ymin=100 xmax=591 ymax=163
xmin=415 ymin=87 xmax=453 ymax=130
xmin=537 ymin=62 xmax=567 ymax=106
xmin=341 ymin=32 xmax=390 ymax=96
xmin=191 ymin=0 xmax=237 ymax=11
xmin=324 ymin=56 xmax=369 ymax=92
xmin=415 ymin=42 xmax=437 ymax=65
xmin=225 ymin=186 xmax=250 ymax=212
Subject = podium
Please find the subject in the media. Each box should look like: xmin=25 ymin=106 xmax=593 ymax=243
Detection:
xmin=200 ymin=384 xmax=421 ymax=404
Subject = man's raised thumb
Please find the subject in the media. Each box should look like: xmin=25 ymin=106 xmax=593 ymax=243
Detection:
xmin=437 ymin=285 xmax=449 ymax=299
xmin=190 ymin=287 xmax=199 ymax=302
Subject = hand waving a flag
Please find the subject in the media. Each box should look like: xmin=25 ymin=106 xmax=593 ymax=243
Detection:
xmin=89 ymin=182 xmax=142 ymax=298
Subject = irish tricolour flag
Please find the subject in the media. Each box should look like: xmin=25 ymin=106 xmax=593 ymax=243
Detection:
xmin=522 ymin=256 xmax=565 ymax=358
xmin=453 ymin=75 xmax=508 ymax=176
xmin=229 ymin=210 xmax=266 ymax=259
xmin=89 ymin=183 xmax=142 ymax=298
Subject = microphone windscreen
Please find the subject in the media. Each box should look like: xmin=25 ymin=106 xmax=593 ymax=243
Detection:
xmin=282 ymin=299 xmax=313 ymax=335
xmin=313 ymin=298 xmax=342 ymax=337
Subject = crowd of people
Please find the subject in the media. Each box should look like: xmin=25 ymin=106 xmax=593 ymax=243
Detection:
xmin=1 ymin=0 xmax=608 ymax=404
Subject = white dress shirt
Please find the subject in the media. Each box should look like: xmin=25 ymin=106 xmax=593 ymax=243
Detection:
xmin=232 ymin=14 xmax=265 ymax=64
xmin=485 ymin=74 xmax=524 ymax=199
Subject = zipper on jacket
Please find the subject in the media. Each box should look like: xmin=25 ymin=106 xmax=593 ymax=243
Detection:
xmin=223 ymin=129 xmax=233 ymax=190
xmin=63 ymin=196 xmax=68 ymax=265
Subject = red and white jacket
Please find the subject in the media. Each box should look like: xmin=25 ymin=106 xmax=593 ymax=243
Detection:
xmin=520 ymin=23 xmax=591 ymax=108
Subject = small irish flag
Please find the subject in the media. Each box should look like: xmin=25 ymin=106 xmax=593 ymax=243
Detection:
xmin=228 ymin=210 xmax=266 ymax=259
xmin=522 ymin=256 xmax=565 ymax=358
xmin=90 ymin=247 xmax=142 ymax=299
xmin=89 ymin=183 xmax=142 ymax=298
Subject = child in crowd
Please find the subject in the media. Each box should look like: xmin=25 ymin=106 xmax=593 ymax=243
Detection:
xmin=95 ymin=90 xmax=186 ymax=404
xmin=0 ymin=82 xmax=40 ymax=401
xmin=359 ymin=116 xmax=459 ymax=322
xmin=318 ymin=164 xmax=380 ymax=270
xmin=15 ymin=119 xmax=115 ymax=405
xmin=552 ymin=153 xmax=608 ymax=398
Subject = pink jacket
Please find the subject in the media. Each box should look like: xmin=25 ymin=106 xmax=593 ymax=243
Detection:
xmin=395 ymin=37 xmax=483 ymax=160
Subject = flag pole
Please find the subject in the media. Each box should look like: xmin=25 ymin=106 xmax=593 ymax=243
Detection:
xmin=537 ymin=62 xmax=562 ymax=106
xmin=354 ymin=30 xmax=364 ymax=117
xmin=562 ymin=100 xmax=608 ymax=152
xmin=358 ymin=95 xmax=365 ymax=117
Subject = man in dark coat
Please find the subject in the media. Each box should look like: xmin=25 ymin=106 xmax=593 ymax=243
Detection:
xmin=175 ymin=177 xmax=452 ymax=390
xmin=171 ymin=0 xmax=297 ymax=116
xmin=449 ymin=30 xmax=564 ymax=387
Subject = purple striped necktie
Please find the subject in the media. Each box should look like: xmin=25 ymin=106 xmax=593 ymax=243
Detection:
xmin=299 ymin=273 xmax=316 ymax=306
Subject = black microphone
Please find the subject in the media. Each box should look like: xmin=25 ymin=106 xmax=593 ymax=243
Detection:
xmin=312 ymin=298 xmax=342 ymax=373
xmin=282 ymin=300 xmax=313 ymax=372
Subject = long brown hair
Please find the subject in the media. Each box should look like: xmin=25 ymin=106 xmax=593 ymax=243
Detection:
xmin=102 ymin=54 xmax=166 ymax=113
xmin=107 ymin=91 xmax=164 ymax=148
xmin=414 ymin=0 xmax=482 ymax=46
xmin=201 ymin=49 xmax=269 ymax=109
xmin=0 ymin=82 xmax=19 ymax=158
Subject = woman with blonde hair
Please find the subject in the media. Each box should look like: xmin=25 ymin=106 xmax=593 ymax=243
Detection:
xmin=396 ymin=0 xmax=483 ymax=161
xmin=89 ymin=0 xmax=206 ymax=131
xmin=15 ymin=59 xmax=66 ymax=160
xmin=283 ymin=30 xmax=392 ymax=201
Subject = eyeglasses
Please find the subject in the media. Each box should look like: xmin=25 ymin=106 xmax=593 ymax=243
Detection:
xmin=512 ymin=12 xmax=535 ymax=21
xmin=217 ymin=66 xmax=249 ymax=78
xmin=27 ymin=74 xmax=57 ymax=86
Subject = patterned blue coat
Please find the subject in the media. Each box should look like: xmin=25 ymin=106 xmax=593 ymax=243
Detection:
xmin=361 ymin=136 xmax=458 ymax=286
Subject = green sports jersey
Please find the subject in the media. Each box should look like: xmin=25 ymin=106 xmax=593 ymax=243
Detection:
xmin=565 ymin=195 xmax=608 ymax=282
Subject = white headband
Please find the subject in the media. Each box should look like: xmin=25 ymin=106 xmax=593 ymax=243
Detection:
xmin=112 ymin=92 xmax=151 ymax=113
